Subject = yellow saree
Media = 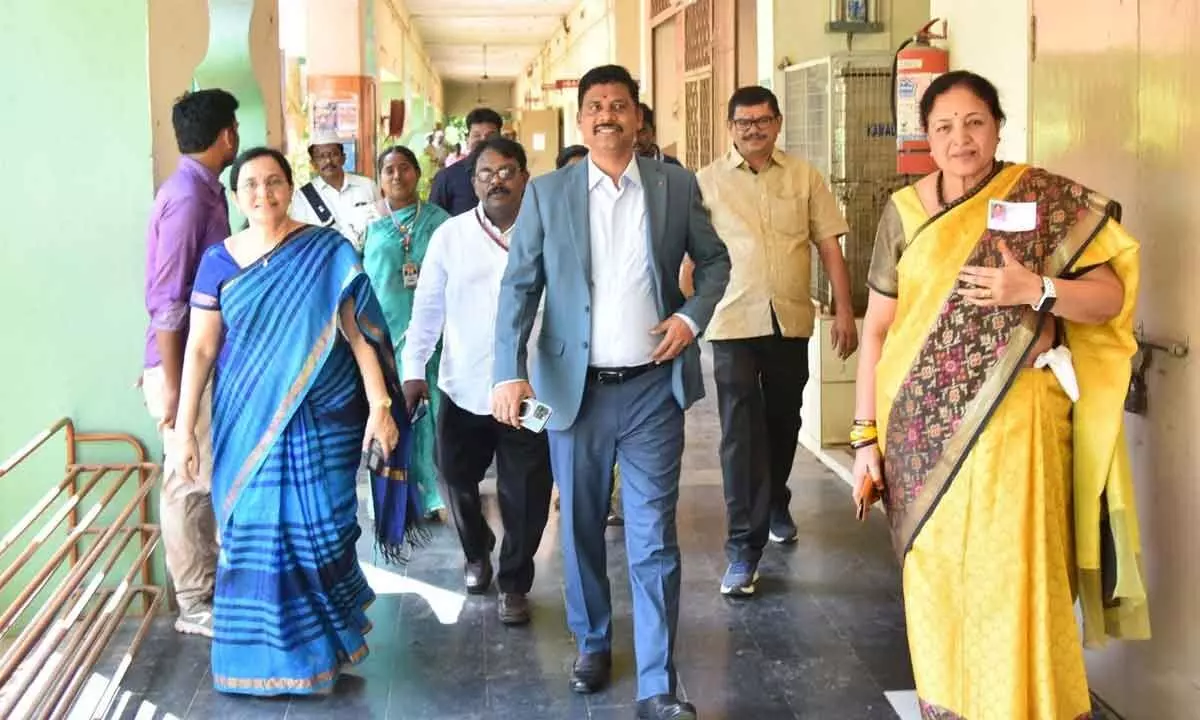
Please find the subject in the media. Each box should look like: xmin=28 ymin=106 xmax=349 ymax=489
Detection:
xmin=868 ymin=163 xmax=1150 ymax=720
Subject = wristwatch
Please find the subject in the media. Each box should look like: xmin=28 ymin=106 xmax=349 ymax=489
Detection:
xmin=1032 ymin=276 xmax=1058 ymax=313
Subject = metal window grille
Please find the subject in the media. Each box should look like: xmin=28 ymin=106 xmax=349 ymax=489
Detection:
xmin=783 ymin=54 xmax=908 ymax=316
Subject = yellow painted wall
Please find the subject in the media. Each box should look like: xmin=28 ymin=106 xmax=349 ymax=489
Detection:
xmin=375 ymin=0 xmax=441 ymax=115
xmin=443 ymin=81 xmax=516 ymax=118
xmin=929 ymin=0 xmax=1029 ymax=162
xmin=514 ymin=0 xmax=641 ymax=147
xmin=760 ymin=0 xmax=929 ymax=85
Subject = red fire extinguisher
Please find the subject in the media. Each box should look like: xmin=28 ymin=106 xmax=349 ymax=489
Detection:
xmin=893 ymin=19 xmax=949 ymax=175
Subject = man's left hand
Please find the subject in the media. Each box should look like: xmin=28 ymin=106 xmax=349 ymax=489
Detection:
xmin=650 ymin=315 xmax=696 ymax=364
xmin=831 ymin=311 xmax=859 ymax=360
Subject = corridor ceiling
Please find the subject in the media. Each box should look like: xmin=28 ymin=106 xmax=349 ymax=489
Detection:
xmin=406 ymin=0 xmax=578 ymax=81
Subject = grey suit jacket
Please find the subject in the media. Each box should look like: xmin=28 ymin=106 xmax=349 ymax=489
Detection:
xmin=493 ymin=156 xmax=731 ymax=431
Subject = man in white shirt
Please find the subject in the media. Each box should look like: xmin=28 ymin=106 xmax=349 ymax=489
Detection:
xmin=401 ymin=136 xmax=553 ymax=627
xmin=492 ymin=65 xmax=730 ymax=720
xmin=290 ymin=133 xmax=381 ymax=252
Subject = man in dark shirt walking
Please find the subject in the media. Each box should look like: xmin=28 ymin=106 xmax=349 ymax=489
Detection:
xmin=428 ymin=107 xmax=503 ymax=215
xmin=142 ymin=88 xmax=239 ymax=638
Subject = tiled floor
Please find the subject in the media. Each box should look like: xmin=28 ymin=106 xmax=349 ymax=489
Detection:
xmin=76 ymin=365 xmax=1117 ymax=719
xmin=87 ymin=375 xmax=915 ymax=720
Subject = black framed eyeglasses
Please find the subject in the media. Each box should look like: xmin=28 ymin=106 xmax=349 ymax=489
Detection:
xmin=731 ymin=116 xmax=778 ymax=132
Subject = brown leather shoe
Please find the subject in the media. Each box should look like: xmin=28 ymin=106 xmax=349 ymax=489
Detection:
xmin=498 ymin=592 xmax=531 ymax=625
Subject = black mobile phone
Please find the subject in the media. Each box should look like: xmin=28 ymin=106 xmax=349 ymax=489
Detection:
xmin=363 ymin=439 xmax=386 ymax=475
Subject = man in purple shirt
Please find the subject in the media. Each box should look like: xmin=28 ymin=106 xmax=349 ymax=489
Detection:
xmin=142 ymin=88 xmax=239 ymax=638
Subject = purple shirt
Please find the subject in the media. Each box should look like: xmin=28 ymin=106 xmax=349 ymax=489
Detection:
xmin=143 ymin=157 xmax=230 ymax=368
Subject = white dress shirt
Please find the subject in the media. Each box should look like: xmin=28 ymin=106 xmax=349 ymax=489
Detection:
xmin=587 ymin=156 xmax=695 ymax=367
xmin=290 ymin=173 xmax=381 ymax=252
xmin=403 ymin=205 xmax=523 ymax=416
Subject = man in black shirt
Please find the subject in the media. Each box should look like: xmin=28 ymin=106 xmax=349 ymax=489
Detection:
xmin=429 ymin=107 xmax=503 ymax=215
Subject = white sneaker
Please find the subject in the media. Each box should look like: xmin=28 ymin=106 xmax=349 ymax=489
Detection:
xmin=174 ymin=604 xmax=214 ymax=638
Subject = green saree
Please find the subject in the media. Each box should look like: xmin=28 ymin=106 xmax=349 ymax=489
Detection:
xmin=364 ymin=200 xmax=452 ymax=515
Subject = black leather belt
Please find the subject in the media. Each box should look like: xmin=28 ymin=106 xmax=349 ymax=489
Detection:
xmin=586 ymin=363 xmax=657 ymax=385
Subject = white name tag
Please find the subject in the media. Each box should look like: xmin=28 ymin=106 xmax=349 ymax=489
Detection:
xmin=987 ymin=200 xmax=1038 ymax=232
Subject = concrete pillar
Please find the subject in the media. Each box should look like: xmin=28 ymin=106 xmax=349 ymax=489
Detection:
xmin=305 ymin=0 xmax=378 ymax=177
xmin=149 ymin=0 xmax=284 ymax=188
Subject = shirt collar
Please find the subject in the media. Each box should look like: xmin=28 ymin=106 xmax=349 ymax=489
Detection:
xmin=475 ymin=203 xmax=515 ymax=237
xmin=726 ymin=146 xmax=786 ymax=171
xmin=178 ymin=156 xmax=224 ymax=197
xmin=587 ymin=154 xmax=642 ymax=191
xmin=313 ymin=173 xmax=357 ymax=192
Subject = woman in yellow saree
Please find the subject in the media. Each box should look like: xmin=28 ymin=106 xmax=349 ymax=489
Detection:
xmin=853 ymin=71 xmax=1150 ymax=720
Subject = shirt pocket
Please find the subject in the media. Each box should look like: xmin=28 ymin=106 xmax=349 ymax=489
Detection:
xmin=769 ymin=191 xmax=809 ymax=238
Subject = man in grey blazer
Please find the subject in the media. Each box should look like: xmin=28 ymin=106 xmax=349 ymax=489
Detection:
xmin=492 ymin=65 xmax=730 ymax=720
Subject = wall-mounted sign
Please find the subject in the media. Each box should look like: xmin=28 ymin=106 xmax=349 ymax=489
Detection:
xmin=311 ymin=95 xmax=359 ymax=140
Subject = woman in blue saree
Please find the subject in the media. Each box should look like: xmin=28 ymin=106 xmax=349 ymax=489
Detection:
xmin=363 ymin=145 xmax=452 ymax=521
xmin=173 ymin=147 xmax=422 ymax=695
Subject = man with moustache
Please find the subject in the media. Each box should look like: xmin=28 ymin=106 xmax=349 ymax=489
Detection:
xmin=429 ymin=107 xmax=504 ymax=215
xmin=290 ymin=133 xmax=380 ymax=252
xmin=635 ymin=103 xmax=682 ymax=167
xmin=695 ymin=85 xmax=857 ymax=598
xmin=492 ymin=64 xmax=730 ymax=720
xmin=402 ymin=136 xmax=554 ymax=625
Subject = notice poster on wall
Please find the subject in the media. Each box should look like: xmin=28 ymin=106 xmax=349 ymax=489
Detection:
xmin=532 ymin=133 xmax=547 ymax=152
xmin=311 ymin=96 xmax=359 ymax=140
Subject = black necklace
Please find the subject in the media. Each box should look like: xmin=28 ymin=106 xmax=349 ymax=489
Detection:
xmin=936 ymin=161 xmax=1002 ymax=210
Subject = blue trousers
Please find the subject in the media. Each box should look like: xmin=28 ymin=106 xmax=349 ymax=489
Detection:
xmin=549 ymin=365 xmax=684 ymax=700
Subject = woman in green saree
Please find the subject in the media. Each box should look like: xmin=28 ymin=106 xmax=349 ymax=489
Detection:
xmin=364 ymin=145 xmax=452 ymax=520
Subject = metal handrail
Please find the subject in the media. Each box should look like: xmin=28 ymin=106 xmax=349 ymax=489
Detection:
xmin=0 ymin=417 xmax=165 ymax=720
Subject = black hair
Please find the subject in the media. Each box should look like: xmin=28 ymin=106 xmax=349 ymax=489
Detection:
xmin=578 ymin=65 xmax=639 ymax=109
xmin=468 ymin=136 xmax=528 ymax=177
xmin=919 ymin=70 xmax=1006 ymax=131
xmin=466 ymin=107 xmax=504 ymax=131
xmin=229 ymin=147 xmax=293 ymax=192
xmin=727 ymin=86 xmax=781 ymax=121
xmin=172 ymin=89 xmax=239 ymax=154
xmin=377 ymin=145 xmax=421 ymax=176
xmin=556 ymin=144 xmax=589 ymax=169
xmin=639 ymin=103 xmax=656 ymax=130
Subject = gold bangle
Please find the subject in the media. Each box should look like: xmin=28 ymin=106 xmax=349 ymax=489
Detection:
xmin=849 ymin=426 xmax=879 ymax=445
xmin=370 ymin=397 xmax=393 ymax=410
xmin=853 ymin=419 xmax=877 ymax=427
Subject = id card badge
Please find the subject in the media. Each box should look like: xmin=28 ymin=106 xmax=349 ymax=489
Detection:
xmin=987 ymin=200 xmax=1038 ymax=232
xmin=402 ymin=262 xmax=420 ymax=289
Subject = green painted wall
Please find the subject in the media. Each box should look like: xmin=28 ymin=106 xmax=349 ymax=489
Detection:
xmin=0 ymin=1 xmax=158 ymax=611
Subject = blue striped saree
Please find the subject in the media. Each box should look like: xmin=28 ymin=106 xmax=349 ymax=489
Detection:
xmin=199 ymin=226 xmax=422 ymax=695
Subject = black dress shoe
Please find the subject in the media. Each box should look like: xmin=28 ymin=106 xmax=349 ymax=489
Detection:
xmin=464 ymin=559 xmax=493 ymax=594
xmin=498 ymin=592 xmax=531 ymax=625
xmin=636 ymin=694 xmax=697 ymax=720
xmin=569 ymin=650 xmax=611 ymax=694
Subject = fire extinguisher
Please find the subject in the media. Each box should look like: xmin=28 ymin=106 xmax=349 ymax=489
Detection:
xmin=892 ymin=19 xmax=949 ymax=175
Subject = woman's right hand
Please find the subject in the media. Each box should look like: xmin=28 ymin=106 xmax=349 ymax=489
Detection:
xmin=851 ymin=444 xmax=885 ymax=503
xmin=170 ymin=429 xmax=200 ymax=483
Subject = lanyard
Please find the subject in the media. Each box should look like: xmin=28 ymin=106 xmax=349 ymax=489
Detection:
xmin=386 ymin=199 xmax=422 ymax=257
xmin=474 ymin=207 xmax=511 ymax=252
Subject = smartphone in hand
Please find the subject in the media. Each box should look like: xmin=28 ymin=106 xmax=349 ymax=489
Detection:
xmin=363 ymin=438 xmax=386 ymax=476
xmin=518 ymin=398 xmax=553 ymax=433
